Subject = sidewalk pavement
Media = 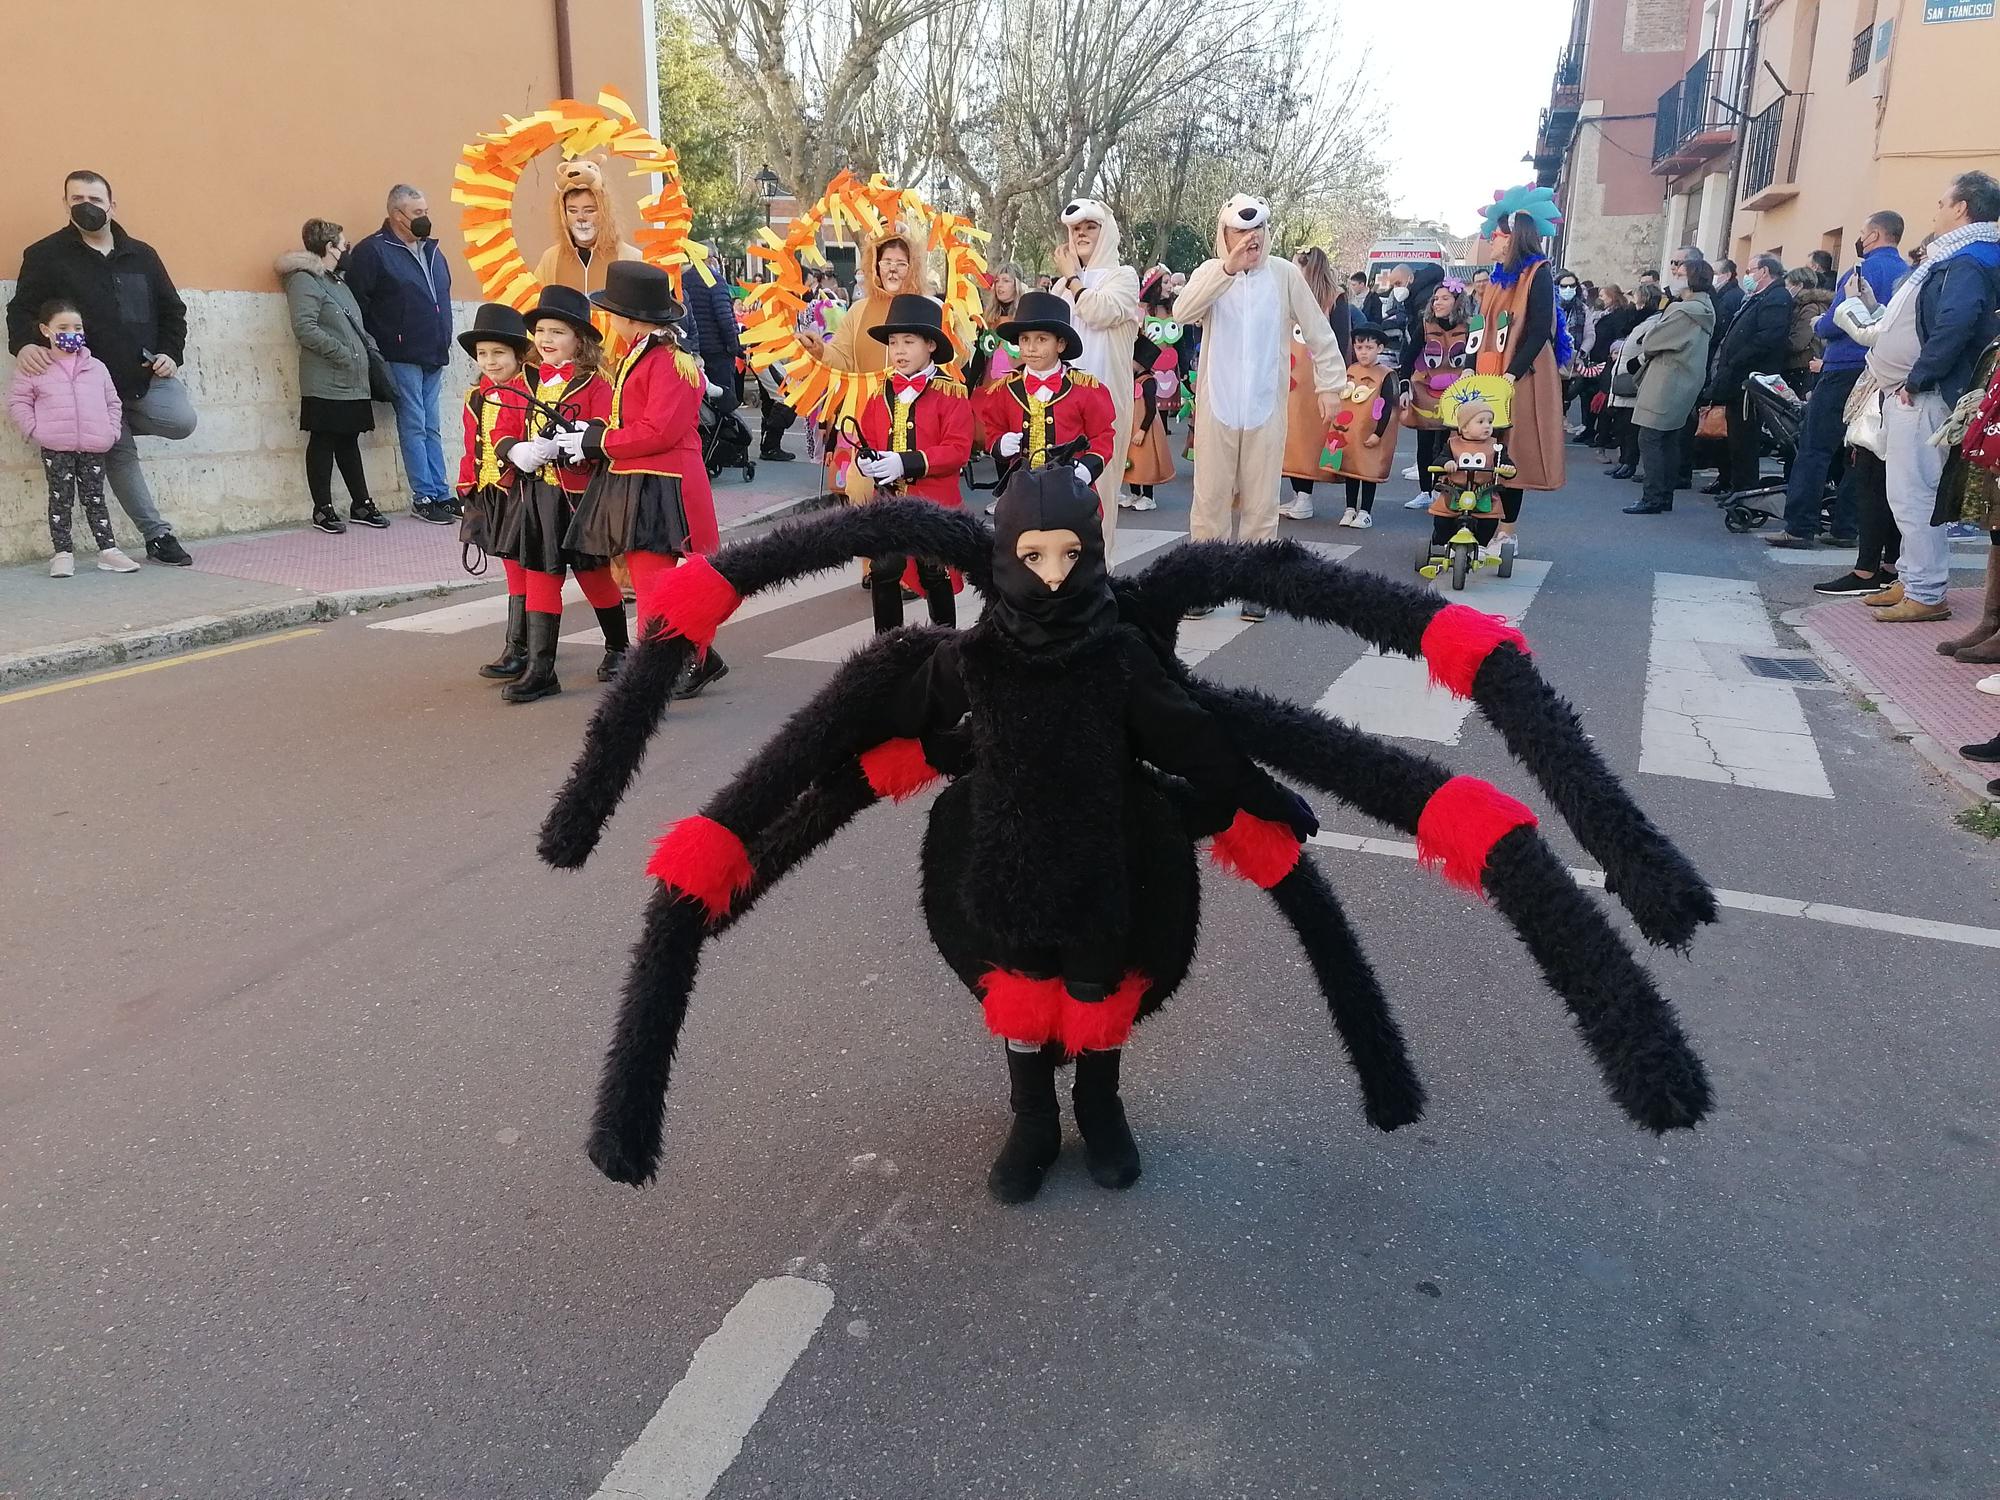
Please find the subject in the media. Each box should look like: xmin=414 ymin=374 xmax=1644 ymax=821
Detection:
xmin=1796 ymin=582 xmax=1999 ymax=801
xmin=0 ymin=447 xmax=827 ymax=691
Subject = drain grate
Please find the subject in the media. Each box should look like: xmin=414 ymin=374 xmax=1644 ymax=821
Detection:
xmin=1743 ymin=654 xmax=1831 ymax=683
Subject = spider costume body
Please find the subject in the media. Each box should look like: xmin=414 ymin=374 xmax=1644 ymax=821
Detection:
xmin=541 ymin=465 xmax=1719 ymax=1197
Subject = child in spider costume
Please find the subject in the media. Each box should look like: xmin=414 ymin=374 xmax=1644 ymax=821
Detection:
xmin=541 ymin=460 xmax=1722 ymax=1200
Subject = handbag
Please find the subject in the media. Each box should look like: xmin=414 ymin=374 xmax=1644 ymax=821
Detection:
xmin=1695 ymin=404 xmax=1728 ymax=442
xmin=1611 ymin=358 xmax=1640 ymax=400
xmin=368 ymin=350 xmax=396 ymax=404
xmin=1844 ymin=387 xmax=1885 ymax=458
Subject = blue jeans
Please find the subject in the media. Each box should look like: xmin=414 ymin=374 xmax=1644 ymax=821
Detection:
xmin=386 ymin=361 xmax=448 ymax=501
xmin=1781 ymin=366 xmax=1859 ymax=538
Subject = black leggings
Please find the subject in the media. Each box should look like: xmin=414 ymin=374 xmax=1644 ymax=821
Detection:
xmin=1133 ymin=484 xmax=1153 ymax=499
xmin=1433 ymin=513 xmax=1500 ymax=547
xmin=1416 ymin=428 xmax=1447 ymax=492
xmin=306 ymin=432 xmax=371 ymax=512
xmin=871 ymin=552 xmax=955 ymax=633
xmin=1289 ymin=477 xmax=1314 ymax=495
xmin=1345 ymin=479 xmax=1377 ymax=512
xmin=1850 ymin=451 xmax=1902 ymax=575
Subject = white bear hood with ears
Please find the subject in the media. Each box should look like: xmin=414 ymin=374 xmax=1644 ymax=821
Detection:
xmin=1212 ymin=193 xmax=1272 ymax=257
xmin=1061 ymin=198 xmax=1123 ymax=270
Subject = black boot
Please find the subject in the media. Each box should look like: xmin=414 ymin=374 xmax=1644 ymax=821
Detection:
xmin=673 ymin=646 xmax=729 ymax=699
xmin=1071 ymin=1049 xmax=1142 ymax=1190
xmin=478 ymin=594 xmax=528 ymax=680
xmin=502 ymin=610 xmax=562 ymax=703
xmin=594 ymin=604 xmax=630 ymax=681
xmin=989 ymin=1046 xmax=1062 ymax=1204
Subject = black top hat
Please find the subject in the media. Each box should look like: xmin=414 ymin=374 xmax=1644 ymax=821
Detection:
xmin=996 ymin=289 xmax=1082 ymax=363
xmin=1348 ymin=321 xmax=1392 ymax=345
xmin=525 ymin=283 xmax=601 ymax=341
xmin=457 ymin=302 xmax=534 ymax=358
xmin=1131 ymin=332 xmax=1162 ymax=371
xmin=866 ymin=293 xmax=956 ymax=361
xmin=588 ymin=261 xmax=685 ymax=325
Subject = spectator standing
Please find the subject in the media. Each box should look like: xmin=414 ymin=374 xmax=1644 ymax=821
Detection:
xmin=1586 ymin=284 xmax=1639 ymax=456
xmin=8 ymin=298 xmax=139 ymax=574
xmin=345 ymin=185 xmax=455 ymax=524
xmin=1556 ymin=268 xmax=1587 ymax=430
xmin=687 ymin=249 xmax=744 ymax=399
xmin=1866 ymin=172 xmax=2000 ymax=622
xmin=6 ymin=171 xmax=195 ymax=565
xmin=1704 ymin=254 xmax=1792 ymax=495
xmin=1623 ymin=259 xmax=1716 ymax=515
xmin=1809 ymin=249 xmax=1837 ymax=290
xmin=276 ymin=220 xmax=390 ymax=536
xmin=1710 ymin=259 xmax=1744 ymax=334
xmin=1778 ymin=212 xmax=1909 ymax=552
xmin=1782 ymin=267 xmax=1831 ymax=392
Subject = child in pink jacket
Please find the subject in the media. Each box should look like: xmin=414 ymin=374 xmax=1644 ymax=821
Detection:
xmin=7 ymin=299 xmax=137 ymax=576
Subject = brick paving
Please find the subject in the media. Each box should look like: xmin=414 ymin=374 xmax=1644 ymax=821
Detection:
xmin=1804 ymin=585 xmax=1999 ymax=774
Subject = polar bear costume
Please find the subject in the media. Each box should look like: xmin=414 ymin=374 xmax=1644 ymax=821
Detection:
xmin=1173 ymin=195 xmax=1346 ymax=544
xmin=1055 ymin=199 xmax=1141 ymax=551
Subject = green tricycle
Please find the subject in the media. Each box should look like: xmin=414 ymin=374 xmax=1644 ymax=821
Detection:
xmin=1416 ymin=473 xmax=1515 ymax=591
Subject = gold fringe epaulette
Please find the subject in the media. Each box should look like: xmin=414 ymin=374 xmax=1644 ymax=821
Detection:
xmin=673 ymin=350 xmax=703 ymax=387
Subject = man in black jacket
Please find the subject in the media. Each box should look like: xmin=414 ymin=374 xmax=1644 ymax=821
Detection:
xmin=6 ymin=170 xmax=195 ymax=564
xmin=1703 ymin=254 xmax=1791 ymax=494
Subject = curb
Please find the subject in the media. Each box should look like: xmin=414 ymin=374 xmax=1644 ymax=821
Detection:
xmin=0 ymin=579 xmax=484 ymax=692
xmin=1786 ymin=607 xmax=1993 ymax=806
xmin=0 ymin=493 xmax=831 ymax=693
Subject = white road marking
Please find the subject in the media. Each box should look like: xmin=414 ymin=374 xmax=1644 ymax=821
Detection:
xmin=590 ymin=1275 xmax=834 ymax=1500
xmin=1639 ymin=573 xmax=1833 ymax=798
xmin=368 ymin=581 xmax=583 ymax=634
xmin=1763 ymin=548 xmax=1982 ymax=568
xmin=1311 ymin=560 xmax=1552 ymax=744
xmin=1305 ymin=832 xmax=2000 ymax=950
xmin=1174 ymin=542 xmax=1358 ymax=665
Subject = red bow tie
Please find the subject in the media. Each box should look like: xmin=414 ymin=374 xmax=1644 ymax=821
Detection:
xmin=891 ymin=372 xmax=928 ymax=398
xmin=543 ymin=361 xmax=575 ymax=385
xmin=1026 ymin=373 xmax=1061 ymax=401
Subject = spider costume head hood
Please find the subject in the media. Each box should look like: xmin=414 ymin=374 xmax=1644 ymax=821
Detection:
xmin=987 ymin=466 xmax=1116 ymax=653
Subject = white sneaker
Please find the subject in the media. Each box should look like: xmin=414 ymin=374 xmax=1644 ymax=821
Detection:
xmin=1128 ymin=492 xmax=1157 ymax=511
xmin=1277 ymin=498 xmax=1314 ymax=520
xmin=1401 ymin=464 xmax=1419 ymax=481
xmin=1117 ymin=491 xmax=1136 ymax=510
xmin=97 ymin=546 xmax=142 ymax=573
xmin=1403 ymin=493 xmax=1431 ymax=510
xmin=1335 ymin=507 xmax=1357 ymax=527
xmin=1978 ymin=672 xmax=2000 ymax=697
xmin=1350 ymin=510 xmax=1374 ymax=529
xmin=50 ymin=551 xmax=75 ymax=578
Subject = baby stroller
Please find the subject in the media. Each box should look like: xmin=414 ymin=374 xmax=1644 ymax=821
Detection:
xmin=701 ymin=387 xmax=756 ymax=483
xmin=1719 ymin=372 xmax=1805 ymax=533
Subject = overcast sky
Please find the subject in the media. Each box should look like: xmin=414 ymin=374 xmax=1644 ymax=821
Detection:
xmin=1339 ymin=0 xmax=1573 ymax=235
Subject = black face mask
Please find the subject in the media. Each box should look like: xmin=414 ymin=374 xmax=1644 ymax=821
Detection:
xmin=69 ymin=203 xmax=108 ymax=233
xmin=987 ymin=467 xmax=1118 ymax=653
xmin=408 ymin=215 xmax=432 ymax=240
xmin=334 ymin=248 xmax=353 ymax=277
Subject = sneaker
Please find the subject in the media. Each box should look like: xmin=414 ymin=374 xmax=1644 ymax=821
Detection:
xmin=1977 ymin=672 xmax=2000 ymax=697
xmin=1127 ymin=492 xmax=1156 ymax=511
xmin=1813 ymin=570 xmax=1889 ymax=596
xmin=146 ymin=533 xmax=192 ymax=566
xmin=1117 ymin=492 xmax=1137 ymax=510
xmin=1763 ymin=531 xmax=1815 ymax=549
xmin=1403 ymin=493 xmax=1432 ymax=510
xmin=1240 ymin=601 xmax=1268 ymax=621
xmin=1183 ymin=605 xmax=1216 ymax=620
xmin=411 ymin=500 xmax=453 ymax=526
xmin=1400 ymin=464 xmax=1419 ymax=481
xmin=1947 ymin=521 xmax=1984 ymax=541
xmin=1962 ymin=734 xmax=2000 ymax=763
xmin=1336 ymin=507 xmax=1358 ymax=527
xmin=442 ymin=496 xmax=465 ymax=520
xmin=1349 ymin=510 xmax=1373 ymax=529
xmin=49 ymin=551 xmax=74 ymax=578
xmin=349 ymin=500 xmax=390 ymax=529
xmin=759 ymin=446 xmax=796 ymax=462
xmin=311 ymin=506 xmax=347 ymax=535
xmin=1820 ymin=533 xmax=1859 ymax=547
xmin=1277 ymin=498 xmax=1314 ymax=520
xmin=97 ymin=546 xmax=142 ymax=573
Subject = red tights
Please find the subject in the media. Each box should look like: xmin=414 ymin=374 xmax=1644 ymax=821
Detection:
xmin=509 ymin=558 xmax=622 ymax=617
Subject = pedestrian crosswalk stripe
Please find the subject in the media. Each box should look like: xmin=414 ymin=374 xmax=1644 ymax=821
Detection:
xmin=1763 ymin=548 xmax=1982 ymax=568
xmin=368 ymin=583 xmax=584 ymax=634
xmin=1311 ymin=559 xmax=1552 ymax=744
xmin=1638 ymin=572 xmax=1833 ymax=798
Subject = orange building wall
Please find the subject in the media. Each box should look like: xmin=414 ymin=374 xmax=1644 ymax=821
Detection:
xmin=0 ymin=0 xmax=655 ymax=294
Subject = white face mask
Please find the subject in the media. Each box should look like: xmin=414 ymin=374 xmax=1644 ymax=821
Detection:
xmin=1741 ymin=274 xmax=1757 ymax=292
xmin=1390 ymin=286 xmax=1408 ymax=302
xmin=1558 ymin=286 xmax=1577 ymax=302
xmin=1669 ymin=277 xmax=1689 ymax=296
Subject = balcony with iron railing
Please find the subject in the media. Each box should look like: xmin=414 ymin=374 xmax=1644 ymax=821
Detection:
xmin=1739 ymin=95 xmax=1805 ymax=209
xmin=1651 ymin=47 xmax=1747 ymax=174
xmin=1849 ymin=25 xmax=1873 ymax=80
xmin=1551 ymin=42 xmax=1585 ymax=109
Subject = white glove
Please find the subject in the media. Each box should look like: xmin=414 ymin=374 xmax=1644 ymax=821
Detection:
xmin=997 ymin=431 xmax=1023 ymax=458
xmin=1072 ymin=462 xmax=1094 ymax=485
xmin=508 ymin=438 xmax=549 ymax=472
xmin=554 ymin=427 xmax=588 ymax=461
xmin=857 ymin=451 xmax=906 ymax=483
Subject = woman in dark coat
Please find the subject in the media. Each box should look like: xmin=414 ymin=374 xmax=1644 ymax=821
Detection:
xmin=276 ymin=219 xmax=389 ymax=534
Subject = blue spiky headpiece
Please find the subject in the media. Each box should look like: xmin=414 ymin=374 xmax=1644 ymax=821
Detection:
xmin=1478 ymin=183 xmax=1563 ymax=239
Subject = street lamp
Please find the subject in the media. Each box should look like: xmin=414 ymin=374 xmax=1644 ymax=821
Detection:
xmin=753 ymin=164 xmax=784 ymax=282
xmin=934 ymin=175 xmax=952 ymax=211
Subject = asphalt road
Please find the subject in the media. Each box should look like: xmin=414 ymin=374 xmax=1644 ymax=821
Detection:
xmin=4 ymin=440 xmax=1997 ymax=1500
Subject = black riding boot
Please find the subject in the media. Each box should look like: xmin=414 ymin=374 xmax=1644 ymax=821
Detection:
xmin=502 ymin=610 xmax=562 ymax=703
xmin=673 ymin=646 xmax=729 ymax=699
xmin=1071 ymin=1048 xmax=1142 ymax=1189
xmin=478 ymin=593 xmax=528 ymax=680
xmin=594 ymin=604 xmax=630 ymax=681
xmin=989 ymin=1046 xmax=1062 ymax=1204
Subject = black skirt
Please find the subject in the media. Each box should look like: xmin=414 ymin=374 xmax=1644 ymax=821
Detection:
xmin=564 ymin=470 xmax=690 ymax=559
xmin=299 ymin=397 xmax=375 ymax=435
xmin=459 ymin=482 xmax=520 ymax=556
xmin=503 ymin=475 xmax=607 ymax=573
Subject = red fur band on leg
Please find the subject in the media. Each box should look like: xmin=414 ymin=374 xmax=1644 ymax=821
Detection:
xmin=859 ymin=738 xmax=942 ymax=802
xmin=1420 ymin=604 xmax=1530 ymax=698
xmin=645 ymin=815 xmax=753 ymax=922
xmin=636 ymin=552 xmax=740 ymax=648
xmin=979 ymin=970 xmax=1063 ymax=1046
xmin=1056 ymin=974 xmax=1147 ymax=1055
xmin=1415 ymin=776 xmax=1538 ymax=894
xmin=1208 ymin=810 xmax=1303 ymax=888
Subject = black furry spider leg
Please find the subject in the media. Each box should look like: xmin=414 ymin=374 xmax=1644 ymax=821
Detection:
xmin=713 ymin=499 xmax=996 ymax=598
xmin=1124 ymin=541 xmax=1716 ymax=948
xmin=541 ymin=633 xmax=695 ymax=870
xmin=1264 ymin=857 xmax=1426 ymax=1130
xmin=1187 ymin=680 xmax=1712 ymax=1132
